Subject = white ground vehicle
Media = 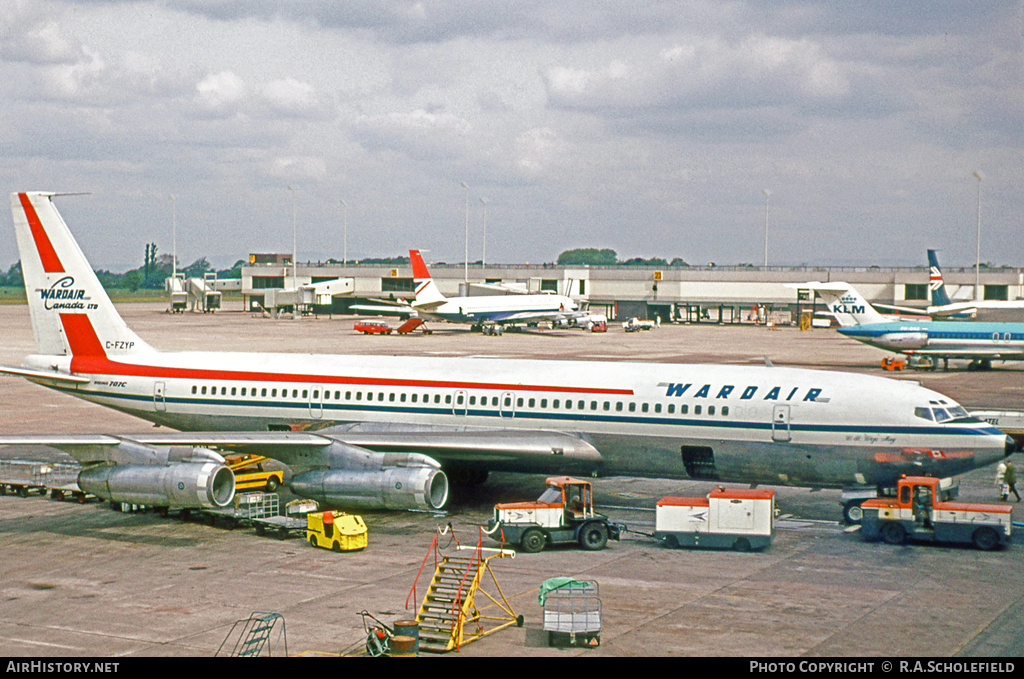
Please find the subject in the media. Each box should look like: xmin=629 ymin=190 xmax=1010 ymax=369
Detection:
xmin=487 ymin=477 xmax=621 ymax=552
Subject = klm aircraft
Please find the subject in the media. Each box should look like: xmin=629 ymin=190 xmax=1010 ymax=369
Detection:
xmin=794 ymin=281 xmax=1024 ymax=371
xmin=870 ymin=250 xmax=1024 ymax=320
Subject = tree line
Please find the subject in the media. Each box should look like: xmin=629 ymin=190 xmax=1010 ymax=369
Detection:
xmin=0 ymin=242 xmax=246 ymax=292
xmin=556 ymin=248 xmax=688 ymax=267
xmin=0 ymin=247 xmax=689 ymax=290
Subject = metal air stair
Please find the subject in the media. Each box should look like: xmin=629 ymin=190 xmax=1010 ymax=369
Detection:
xmin=410 ymin=530 xmax=522 ymax=653
xmin=216 ymin=611 xmax=288 ymax=657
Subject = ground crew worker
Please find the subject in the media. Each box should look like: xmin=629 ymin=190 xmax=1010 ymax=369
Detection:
xmin=996 ymin=460 xmax=1008 ymax=501
xmin=913 ymin=486 xmax=932 ymax=528
xmin=1005 ymin=460 xmax=1021 ymax=502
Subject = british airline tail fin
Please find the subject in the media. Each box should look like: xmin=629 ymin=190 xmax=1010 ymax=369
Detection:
xmin=927 ymin=249 xmax=953 ymax=307
xmin=408 ymin=249 xmax=448 ymax=309
xmin=11 ymin=192 xmax=152 ymax=359
xmin=789 ymin=281 xmax=889 ymax=326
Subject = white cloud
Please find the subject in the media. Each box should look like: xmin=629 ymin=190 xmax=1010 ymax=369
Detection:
xmin=2 ymin=21 xmax=81 ymax=65
xmin=545 ymin=34 xmax=851 ymax=116
xmin=261 ymin=77 xmax=323 ymax=117
xmin=195 ymin=70 xmax=247 ymax=114
xmin=0 ymin=1 xmax=1020 ymax=270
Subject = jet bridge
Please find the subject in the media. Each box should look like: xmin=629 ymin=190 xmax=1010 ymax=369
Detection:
xmin=189 ymin=273 xmax=222 ymax=313
xmin=165 ymin=274 xmax=187 ymax=313
xmin=258 ymin=278 xmax=355 ymax=318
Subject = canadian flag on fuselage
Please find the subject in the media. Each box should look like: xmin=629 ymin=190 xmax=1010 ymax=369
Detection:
xmin=11 ymin=192 xmax=152 ymax=359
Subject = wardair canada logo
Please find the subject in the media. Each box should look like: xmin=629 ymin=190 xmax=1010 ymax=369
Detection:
xmin=39 ymin=276 xmax=90 ymax=310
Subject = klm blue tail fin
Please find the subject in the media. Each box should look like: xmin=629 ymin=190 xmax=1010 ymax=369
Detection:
xmin=927 ymin=250 xmax=953 ymax=307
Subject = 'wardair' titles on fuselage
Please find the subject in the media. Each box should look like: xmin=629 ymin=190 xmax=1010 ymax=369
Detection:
xmin=663 ymin=383 xmax=825 ymax=402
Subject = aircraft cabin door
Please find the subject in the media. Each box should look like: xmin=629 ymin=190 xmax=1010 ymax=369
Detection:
xmin=309 ymin=385 xmax=323 ymax=419
xmin=499 ymin=391 xmax=516 ymax=418
xmin=154 ymin=381 xmax=166 ymax=412
xmin=771 ymin=404 xmax=791 ymax=442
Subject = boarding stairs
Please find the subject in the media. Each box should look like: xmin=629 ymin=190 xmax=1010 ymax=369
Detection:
xmin=408 ymin=528 xmax=521 ymax=653
xmin=216 ymin=611 xmax=287 ymax=657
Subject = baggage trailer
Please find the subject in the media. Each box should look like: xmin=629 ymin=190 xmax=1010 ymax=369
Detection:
xmin=200 ymin=492 xmax=307 ymax=539
xmin=859 ymin=475 xmax=1011 ymax=550
xmin=655 ymin=488 xmax=775 ymax=551
xmin=541 ymin=579 xmax=602 ymax=648
xmin=0 ymin=460 xmax=86 ymax=501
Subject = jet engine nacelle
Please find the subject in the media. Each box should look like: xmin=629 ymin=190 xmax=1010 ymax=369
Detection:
xmin=874 ymin=332 xmax=928 ymax=350
xmin=78 ymin=462 xmax=235 ymax=508
xmin=290 ymin=466 xmax=448 ymax=511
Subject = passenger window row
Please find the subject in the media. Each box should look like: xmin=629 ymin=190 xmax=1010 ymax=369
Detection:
xmin=185 ymin=384 xmax=729 ymax=416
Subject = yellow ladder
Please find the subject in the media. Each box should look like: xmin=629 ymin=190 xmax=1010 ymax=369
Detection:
xmin=413 ymin=541 xmax=521 ymax=653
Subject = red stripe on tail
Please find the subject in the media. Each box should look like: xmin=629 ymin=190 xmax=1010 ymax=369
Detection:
xmin=18 ymin=194 xmax=65 ymax=274
xmin=60 ymin=314 xmax=107 ymax=358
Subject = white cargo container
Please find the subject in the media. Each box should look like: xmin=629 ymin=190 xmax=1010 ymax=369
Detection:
xmin=655 ymin=488 xmax=775 ymax=551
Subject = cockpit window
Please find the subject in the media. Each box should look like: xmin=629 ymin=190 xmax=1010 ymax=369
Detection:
xmin=919 ymin=404 xmax=980 ymax=424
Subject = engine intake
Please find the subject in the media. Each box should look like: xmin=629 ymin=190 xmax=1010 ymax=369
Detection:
xmin=78 ymin=462 xmax=235 ymax=508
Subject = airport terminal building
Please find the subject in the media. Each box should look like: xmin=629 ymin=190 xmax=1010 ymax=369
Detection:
xmin=240 ymin=259 xmax=1024 ymax=324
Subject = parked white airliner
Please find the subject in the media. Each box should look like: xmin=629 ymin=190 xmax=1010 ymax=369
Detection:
xmin=0 ymin=193 xmax=1012 ymax=523
xmin=407 ymin=249 xmax=581 ymax=330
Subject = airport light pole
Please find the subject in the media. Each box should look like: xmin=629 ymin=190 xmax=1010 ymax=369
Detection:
xmin=461 ymin=182 xmax=470 ymax=282
xmin=762 ymin=188 xmax=771 ymax=268
xmin=973 ymin=170 xmax=984 ymax=301
xmin=480 ymin=197 xmax=488 ymax=269
xmin=341 ymin=199 xmax=348 ymax=266
xmin=169 ymin=194 xmax=176 ymax=277
xmin=288 ymin=186 xmax=297 ymax=287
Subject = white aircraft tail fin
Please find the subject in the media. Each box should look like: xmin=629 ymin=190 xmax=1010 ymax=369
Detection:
xmin=408 ymin=249 xmax=448 ymax=309
xmin=789 ymin=281 xmax=889 ymax=326
xmin=11 ymin=192 xmax=153 ymax=358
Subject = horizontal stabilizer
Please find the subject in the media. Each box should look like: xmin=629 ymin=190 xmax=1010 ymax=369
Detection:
xmin=0 ymin=364 xmax=91 ymax=384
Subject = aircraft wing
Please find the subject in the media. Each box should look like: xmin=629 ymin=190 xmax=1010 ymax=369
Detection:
xmin=484 ymin=309 xmax=589 ymax=326
xmin=349 ymin=303 xmax=417 ymax=317
xmin=912 ymin=347 xmax=1022 ymax=358
xmin=874 ymin=303 xmax=930 ymax=316
xmin=0 ymin=428 xmax=603 ymax=475
xmin=468 ymin=282 xmax=530 ymax=295
xmin=411 ymin=299 xmax=447 ymax=312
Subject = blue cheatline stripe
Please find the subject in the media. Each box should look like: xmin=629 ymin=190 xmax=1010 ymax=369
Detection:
xmin=55 ymin=385 xmax=1005 ymax=440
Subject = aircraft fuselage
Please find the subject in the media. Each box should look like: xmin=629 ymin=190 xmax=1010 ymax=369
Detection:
xmin=25 ymin=349 xmax=1011 ymax=490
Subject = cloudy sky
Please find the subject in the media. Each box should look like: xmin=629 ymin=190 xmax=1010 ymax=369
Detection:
xmin=1 ymin=1 xmax=1021 ymax=272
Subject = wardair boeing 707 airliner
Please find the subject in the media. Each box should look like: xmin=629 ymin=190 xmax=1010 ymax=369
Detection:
xmin=0 ymin=193 xmax=1012 ymax=525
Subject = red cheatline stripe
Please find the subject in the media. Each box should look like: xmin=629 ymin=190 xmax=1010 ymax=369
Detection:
xmin=66 ymin=354 xmax=632 ymax=395
xmin=60 ymin=314 xmax=106 ymax=358
xmin=58 ymin=312 xmax=633 ymax=395
xmin=19 ymin=193 xmax=65 ymax=273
